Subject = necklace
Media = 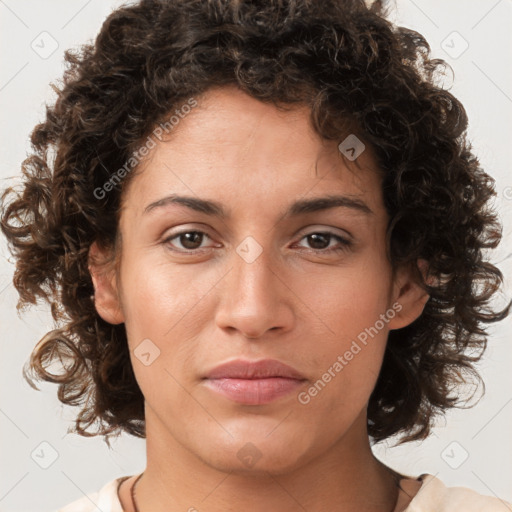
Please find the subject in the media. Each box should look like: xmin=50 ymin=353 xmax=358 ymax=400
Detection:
xmin=131 ymin=472 xmax=144 ymax=512
xmin=130 ymin=470 xmax=402 ymax=512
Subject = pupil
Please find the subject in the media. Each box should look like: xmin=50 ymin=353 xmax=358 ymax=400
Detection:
xmin=181 ymin=232 xmax=202 ymax=249
xmin=309 ymin=233 xmax=329 ymax=249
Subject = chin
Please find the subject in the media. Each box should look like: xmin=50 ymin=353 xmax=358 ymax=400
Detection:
xmin=194 ymin=426 xmax=315 ymax=476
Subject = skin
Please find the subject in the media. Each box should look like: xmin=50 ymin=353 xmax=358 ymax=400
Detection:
xmin=89 ymin=84 xmax=428 ymax=512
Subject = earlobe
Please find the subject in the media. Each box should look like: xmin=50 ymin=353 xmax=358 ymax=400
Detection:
xmin=387 ymin=259 xmax=430 ymax=331
xmin=88 ymin=241 xmax=125 ymax=325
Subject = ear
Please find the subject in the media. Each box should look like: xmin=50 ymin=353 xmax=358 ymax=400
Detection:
xmin=88 ymin=241 xmax=125 ymax=325
xmin=387 ymin=258 xmax=431 ymax=331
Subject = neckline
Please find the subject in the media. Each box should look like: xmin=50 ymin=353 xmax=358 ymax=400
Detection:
xmin=393 ymin=474 xmax=425 ymax=511
xmin=115 ymin=473 xmax=427 ymax=511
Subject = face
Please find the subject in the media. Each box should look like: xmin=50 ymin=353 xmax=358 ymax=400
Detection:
xmin=90 ymin=85 xmax=427 ymax=475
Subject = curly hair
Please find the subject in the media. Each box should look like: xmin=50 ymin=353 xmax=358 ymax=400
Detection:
xmin=1 ymin=0 xmax=509 ymax=445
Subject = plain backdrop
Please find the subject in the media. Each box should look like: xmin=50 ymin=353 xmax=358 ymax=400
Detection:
xmin=0 ymin=1 xmax=511 ymax=511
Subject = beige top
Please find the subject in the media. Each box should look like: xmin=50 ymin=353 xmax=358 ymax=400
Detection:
xmin=55 ymin=473 xmax=511 ymax=512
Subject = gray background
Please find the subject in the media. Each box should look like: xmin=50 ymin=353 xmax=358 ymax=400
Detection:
xmin=1 ymin=1 xmax=511 ymax=510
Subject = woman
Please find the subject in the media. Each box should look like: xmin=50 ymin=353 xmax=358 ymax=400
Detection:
xmin=1 ymin=0 xmax=510 ymax=510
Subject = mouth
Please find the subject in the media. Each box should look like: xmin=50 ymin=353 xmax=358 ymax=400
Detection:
xmin=202 ymin=358 xmax=307 ymax=405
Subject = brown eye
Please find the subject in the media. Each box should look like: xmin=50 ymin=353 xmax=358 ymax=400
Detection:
xmin=296 ymin=232 xmax=352 ymax=253
xmin=306 ymin=233 xmax=331 ymax=250
xmin=164 ymin=231 xmax=212 ymax=252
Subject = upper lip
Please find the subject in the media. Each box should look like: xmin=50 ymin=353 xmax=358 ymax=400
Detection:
xmin=203 ymin=359 xmax=306 ymax=380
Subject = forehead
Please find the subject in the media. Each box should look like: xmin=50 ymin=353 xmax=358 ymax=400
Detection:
xmin=121 ymin=85 xmax=384 ymax=219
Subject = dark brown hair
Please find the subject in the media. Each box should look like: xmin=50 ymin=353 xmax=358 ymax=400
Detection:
xmin=1 ymin=0 xmax=509 ymax=444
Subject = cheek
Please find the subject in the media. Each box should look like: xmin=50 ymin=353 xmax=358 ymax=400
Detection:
xmin=296 ymin=331 xmax=387 ymax=437
xmin=292 ymin=261 xmax=392 ymax=410
xmin=119 ymin=261 xmax=209 ymax=409
xmin=118 ymin=257 xmax=225 ymax=395
xmin=294 ymin=261 xmax=393 ymax=341
xmin=119 ymin=257 xmax=210 ymax=340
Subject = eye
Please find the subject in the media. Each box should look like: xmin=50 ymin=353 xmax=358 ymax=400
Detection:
xmin=295 ymin=231 xmax=352 ymax=253
xmin=162 ymin=229 xmax=352 ymax=254
xmin=163 ymin=230 xmax=215 ymax=252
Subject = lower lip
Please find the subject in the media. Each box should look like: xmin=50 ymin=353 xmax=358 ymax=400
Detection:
xmin=203 ymin=377 xmax=305 ymax=405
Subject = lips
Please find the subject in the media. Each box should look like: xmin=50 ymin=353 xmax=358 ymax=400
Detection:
xmin=204 ymin=359 xmax=306 ymax=380
xmin=202 ymin=359 xmax=307 ymax=405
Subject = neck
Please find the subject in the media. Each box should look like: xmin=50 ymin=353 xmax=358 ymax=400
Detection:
xmin=125 ymin=406 xmax=400 ymax=512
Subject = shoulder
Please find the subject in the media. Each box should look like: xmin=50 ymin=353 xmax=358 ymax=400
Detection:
xmin=54 ymin=476 xmax=128 ymax=512
xmin=405 ymin=473 xmax=512 ymax=512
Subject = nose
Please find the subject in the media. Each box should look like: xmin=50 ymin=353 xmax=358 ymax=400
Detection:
xmin=214 ymin=241 xmax=294 ymax=339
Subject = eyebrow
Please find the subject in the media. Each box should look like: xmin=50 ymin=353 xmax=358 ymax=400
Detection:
xmin=143 ymin=193 xmax=373 ymax=218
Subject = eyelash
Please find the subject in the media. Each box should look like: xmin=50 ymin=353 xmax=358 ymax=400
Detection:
xmin=162 ymin=230 xmax=352 ymax=255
